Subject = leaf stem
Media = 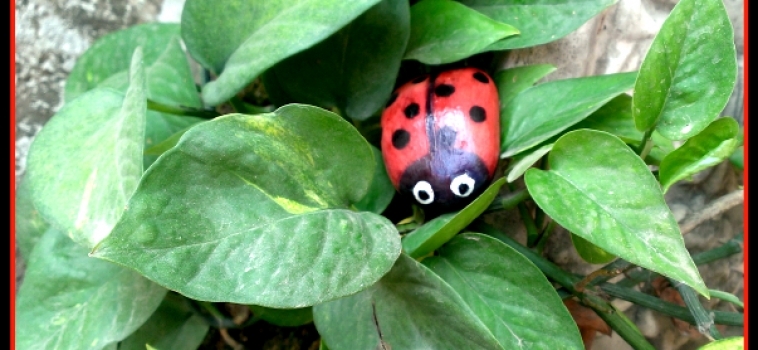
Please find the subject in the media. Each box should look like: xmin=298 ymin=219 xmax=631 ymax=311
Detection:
xmin=636 ymin=128 xmax=654 ymax=159
xmin=484 ymin=188 xmax=530 ymax=212
xmin=670 ymin=279 xmax=722 ymax=340
xmin=147 ymin=99 xmax=219 ymax=119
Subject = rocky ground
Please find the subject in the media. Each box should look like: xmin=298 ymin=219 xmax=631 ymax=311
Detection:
xmin=14 ymin=0 xmax=745 ymax=349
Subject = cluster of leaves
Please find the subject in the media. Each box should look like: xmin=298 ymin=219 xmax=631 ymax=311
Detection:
xmin=15 ymin=0 xmax=744 ymax=349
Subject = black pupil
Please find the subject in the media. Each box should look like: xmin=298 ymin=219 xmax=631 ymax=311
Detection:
xmin=418 ymin=191 xmax=430 ymax=200
xmin=459 ymin=183 xmax=470 ymax=194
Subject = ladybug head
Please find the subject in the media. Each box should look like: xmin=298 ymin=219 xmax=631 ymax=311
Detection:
xmin=398 ymin=148 xmax=491 ymax=213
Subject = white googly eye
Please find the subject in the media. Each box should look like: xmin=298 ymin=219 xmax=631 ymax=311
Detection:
xmin=450 ymin=173 xmax=475 ymax=198
xmin=412 ymin=181 xmax=435 ymax=205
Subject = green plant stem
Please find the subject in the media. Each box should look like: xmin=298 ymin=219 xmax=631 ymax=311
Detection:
xmin=484 ymin=188 xmax=530 ymax=212
xmin=708 ymin=289 xmax=744 ymax=308
xmin=534 ymin=219 xmax=555 ymax=255
xmin=505 ymin=183 xmax=539 ymax=247
xmin=147 ymin=99 xmax=219 ymax=119
xmin=636 ymin=128 xmax=654 ymax=159
xmin=670 ymin=279 xmax=722 ymax=340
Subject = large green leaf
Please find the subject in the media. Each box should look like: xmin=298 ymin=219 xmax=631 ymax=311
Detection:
xmin=698 ymin=337 xmax=744 ymax=350
xmin=263 ymin=0 xmax=410 ymax=121
xmin=572 ymin=94 xmax=642 ymax=144
xmin=313 ymin=253 xmax=504 ymax=350
xmin=15 ymin=177 xmax=50 ymax=258
xmin=632 ymin=0 xmax=737 ymax=140
xmin=64 ymin=23 xmax=180 ymax=102
xmin=500 ymin=72 xmax=636 ymax=158
xmin=461 ymin=0 xmax=618 ymax=50
xmin=659 ymin=117 xmax=741 ymax=192
xmin=494 ymin=64 xmax=557 ymax=109
xmin=92 ymin=104 xmax=401 ymax=307
xmin=402 ymin=177 xmax=507 ymax=258
xmin=181 ymin=0 xmax=381 ymax=106
xmin=524 ymin=130 xmax=707 ymax=296
xmin=118 ymin=293 xmax=209 ymax=350
xmin=26 ymin=48 xmax=147 ymax=248
xmin=423 ymin=233 xmax=585 ymax=349
xmin=404 ymin=0 xmax=519 ymax=65
xmin=15 ymin=228 xmax=166 ymax=350
xmin=354 ymin=145 xmax=396 ymax=214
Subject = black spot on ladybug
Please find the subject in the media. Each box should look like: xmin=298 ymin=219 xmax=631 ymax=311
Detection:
xmin=458 ymin=183 xmax=470 ymax=194
xmin=404 ymin=103 xmax=420 ymax=119
xmin=385 ymin=93 xmax=398 ymax=108
xmin=434 ymin=84 xmax=455 ymax=97
xmin=412 ymin=75 xmax=428 ymax=84
xmin=469 ymin=106 xmax=486 ymax=122
xmin=392 ymin=129 xmax=411 ymax=149
xmin=473 ymin=72 xmax=489 ymax=84
xmin=437 ymin=126 xmax=457 ymax=149
xmin=418 ymin=191 xmax=430 ymax=201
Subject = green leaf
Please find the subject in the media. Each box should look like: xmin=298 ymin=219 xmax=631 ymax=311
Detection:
xmin=402 ymin=177 xmax=507 ymax=258
xmin=698 ymin=337 xmax=744 ymax=350
xmin=313 ymin=254 xmax=504 ymax=350
xmin=501 ymin=72 xmax=636 ymax=158
xmin=494 ymin=64 xmax=557 ymax=109
xmin=354 ymin=145 xmax=396 ymax=214
xmin=182 ymin=0 xmax=381 ymax=106
xmin=404 ymin=0 xmax=519 ymax=65
xmin=729 ymin=145 xmax=744 ymax=171
xmin=64 ymin=23 xmax=180 ymax=102
xmin=92 ymin=104 xmax=401 ymax=308
xmin=632 ymin=0 xmax=737 ymax=140
xmin=15 ymin=228 xmax=166 ymax=350
xmin=572 ymin=94 xmax=643 ymax=145
xmin=659 ymin=117 xmax=741 ymax=192
xmin=505 ymin=143 xmax=553 ymax=183
xmin=524 ymin=129 xmax=707 ymax=297
xmin=26 ymin=48 xmax=147 ymax=248
xmin=645 ymin=130 xmax=676 ymax=166
xmin=461 ymin=0 xmax=618 ymax=50
xmin=248 ymin=305 xmax=314 ymax=327
xmin=143 ymin=114 xmax=205 ymax=169
xmin=263 ymin=0 xmax=410 ymax=121
xmin=571 ymin=233 xmax=617 ymax=264
xmin=118 ymin=293 xmax=209 ymax=350
xmin=15 ymin=177 xmax=50 ymax=258
xmin=423 ymin=233 xmax=584 ymax=349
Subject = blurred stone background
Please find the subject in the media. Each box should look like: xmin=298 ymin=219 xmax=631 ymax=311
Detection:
xmin=14 ymin=0 xmax=744 ymax=349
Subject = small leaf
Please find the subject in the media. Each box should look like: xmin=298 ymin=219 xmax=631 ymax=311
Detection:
xmin=632 ymin=0 xmax=737 ymax=140
xmin=402 ymin=177 xmax=507 ymax=258
xmin=355 ymin=145 xmax=396 ymax=214
xmin=26 ymin=48 xmax=147 ymax=248
xmin=494 ymin=64 xmax=557 ymax=109
xmin=118 ymin=293 xmax=209 ymax=350
xmin=524 ymin=129 xmax=707 ymax=296
xmin=659 ymin=117 xmax=741 ymax=192
xmin=461 ymin=0 xmax=618 ymax=50
xmin=313 ymin=253 xmax=504 ymax=350
xmin=92 ymin=105 xmax=401 ymax=307
xmin=248 ymin=305 xmax=313 ymax=327
xmin=15 ymin=177 xmax=50 ymax=258
xmin=501 ymin=72 xmax=636 ymax=158
xmin=423 ymin=233 xmax=585 ymax=349
xmin=505 ymin=143 xmax=553 ymax=183
xmin=181 ymin=0 xmax=381 ymax=106
xmin=571 ymin=233 xmax=617 ymax=264
xmin=15 ymin=228 xmax=166 ymax=350
xmin=404 ymin=0 xmax=519 ymax=65
xmin=263 ymin=0 xmax=410 ymax=121
xmin=699 ymin=337 xmax=744 ymax=350
xmin=64 ymin=23 xmax=180 ymax=102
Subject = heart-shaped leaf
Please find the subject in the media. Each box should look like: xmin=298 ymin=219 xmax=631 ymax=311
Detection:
xmin=15 ymin=228 xmax=167 ymax=350
xmin=632 ymin=0 xmax=737 ymax=140
xmin=263 ymin=0 xmax=410 ymax=121
xmin=64 ymin=23 xmax=180 ymax=102
xmin=501 ymin=72 xmax=636 ymax=158
xmin=495 ymin=64 xmax=557 ymax=109
xmin=402 ymin=177 xmax=507 ymax=258
xmin=524 ymin=129 xmax=707 ymax=297
xmin=118 ymin=293 xmax=209 ymax=350
xmin=461 ymin=0 xmax=618 ymax=50
xmin=404 ymin=0 xmax=519 ymax=65
xmin=26 ymin=48 xmax=147 ymax=248
xmin=92 ymin=104 xmax=401 ymax=307
xmin=423 ymin=233 xmax=585 ymax=349
xmin=313 ymin=253 xmax=504 ymax=350
xmin=659 ymin=117 xmax=741 ymax=192
xmin=181 ymin=0 xmax=381 ymax=106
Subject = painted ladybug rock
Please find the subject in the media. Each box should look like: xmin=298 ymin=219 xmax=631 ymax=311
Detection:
xmin=381 ymin=67 xmax=500 ymax=213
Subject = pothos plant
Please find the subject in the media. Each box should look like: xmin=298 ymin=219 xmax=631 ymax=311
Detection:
xmin=14 ymin=0 xmax=744 ymax=349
